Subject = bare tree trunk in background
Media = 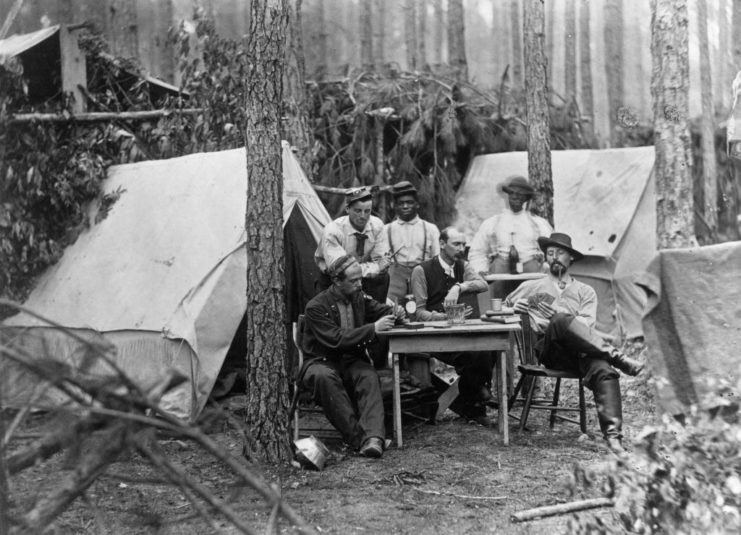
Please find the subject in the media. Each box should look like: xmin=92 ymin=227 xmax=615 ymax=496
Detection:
xmin=0 ymin=394 xmax=8 ymax=535
xmin=510 ymin=0 xmax=522 ymax=86
xmin=316 ymin=0 xmax=328 ymax=76
xmin=604 ymin=0 xmax=624 ymax=146
xmin=697 ymin=0 xmax=718 ymax=237
xmin=360 ymin=0 xmax=374 ymax=69
xmin=417 ymin=0 xmax=427 ymax=70
xmin=545 ymin=0 xmax=555 ymax=92
xmin=717 ymin=0 xmax=729 ymax=111
xmin=107 ymin=0 xmax=139 ymax=59
xmin=564 ymin=0 xmax=576 ymax=99
xmin=579 ymin=0 xmax=595 ymax=143
xmin=447 ymin=0 xmax=468 ymax=82
xmin=404 ymin=0 xmax=418 ymax=71
xmin=524 ymin=0 xmax=553 ymax=224
xmin=374 ymin=0 xmax=386 ymax=71
xmin=651 ymin=0 xmax=696 ymax=249
xmin=432 ymin=0 xmax=443 ymax=65
xmin=285 ymin=0 xmax=313 ymax=174
xmin=244 ymin=0 xmax=292 ymax=463
xmin=734 ymin=0 xmax=741 ymax=71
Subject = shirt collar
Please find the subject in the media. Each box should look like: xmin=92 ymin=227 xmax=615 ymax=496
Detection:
xmin=438 ymin=255 xmax=454 ymax=277
xmin=396 ymin=215 xmax=420 ymax=225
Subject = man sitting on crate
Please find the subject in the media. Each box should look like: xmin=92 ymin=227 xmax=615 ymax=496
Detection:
xmin=504 ymin=232 xmax=644 ymax=453
xmin=301 ymin=255 xmax=405 ymax=458
xmin=410 ymin=226 xmax=495 ymax=427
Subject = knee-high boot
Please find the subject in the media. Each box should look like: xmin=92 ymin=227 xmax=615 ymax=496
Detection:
xmin=564 ymin=317 xmax=643 ymax=376
xmin=592 ymin=377 xmax=625 ymax=452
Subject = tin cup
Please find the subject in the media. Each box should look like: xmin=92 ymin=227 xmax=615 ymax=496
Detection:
xmin=491 ymin=298 xmax=503 ymax=312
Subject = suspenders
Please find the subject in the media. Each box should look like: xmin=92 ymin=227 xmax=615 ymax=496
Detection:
xmin=388 ymin=220 xmax=429 ymax=265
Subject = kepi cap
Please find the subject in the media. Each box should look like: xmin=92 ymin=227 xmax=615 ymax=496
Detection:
xmin=501 ymin=175 xmax=536 ymax=197
xmin=346 ymin=186 xmax=373 ymax=205
xmin=391 ymin=180 xmax=417 ymax=197
xmin=537 ymin=232 xmax=584 ymax=261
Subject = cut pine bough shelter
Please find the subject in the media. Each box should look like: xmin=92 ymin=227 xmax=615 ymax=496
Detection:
xmin=1 ymin=142 xmax=331 ymax=421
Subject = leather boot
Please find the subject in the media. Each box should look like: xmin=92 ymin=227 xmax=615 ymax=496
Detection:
xmin=565 ymin=318 xmax=643 ymax=376
xmin=593 ymin=378 xmax=625 ymax=454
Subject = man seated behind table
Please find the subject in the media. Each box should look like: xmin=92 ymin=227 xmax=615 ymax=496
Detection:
xmin=301 ymin=255 xmax=406 ymax=459
xmin=504 ymin=232 xmax=644 ymax=454
xmin=314 ymin=186 xmax=390 ymax=303
xmin=410 ymin=227 xmax=495 ymax=426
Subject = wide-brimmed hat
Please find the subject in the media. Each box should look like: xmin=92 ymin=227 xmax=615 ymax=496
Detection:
xmin=346 ymin=186 xmax=373 ymax=205
xmin=537 ymin=232 xmax=584 ymax=261
xmin=501 ymin=175 xmax=536 ymax=198
xmin=391 ymin=180 xmax=417 ymax=198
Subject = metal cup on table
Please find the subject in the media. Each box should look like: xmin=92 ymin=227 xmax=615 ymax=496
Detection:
xmin=491 ymin=298 xmax=503 ymax=312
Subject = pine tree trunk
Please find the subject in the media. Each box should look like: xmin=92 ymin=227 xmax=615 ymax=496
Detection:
xmin=545 ymin=0 xmax=555 ymax=90
xmin=360 ymin=0 xmax=374 ymax=69
xmin=604 ymin=0 xmax=624 ymax=146
xmin=510 ymin=0 xmax=522 ymax=86
xmin=404 ymin=0 xmax=418 ymax=71
xmin=284 ymin=0 xmax=313 ymax=174
xmin=316 ymin=0 xmax=328 ymax=74
xmin=650 ymin=0 xmax=696 ymax=249
xmin=374 ymin=0 xmax=386 ymax=70
xmin=244 ymin=0 xmax=292 ymax=463
xmin=564 ymin=0 xmax=577 ymax=99
xmin=417 ymin=0 xmax=427 ymax=70
xmin=447 ymin=0 xmax=468 ymax=82
xmin=579 ymin=0 xmax=595 ymax=141
xmin=524 ymin=0 xmax=553 ymax=224
xmin=432 ymin=0 xmax=444 ymax=65
xmin=107 ymin=0 xmax=139 ymax=59
xmin=734 ymin=0 xmax=741 ymax=71
xmin=697 ymin=0 xmax=717 ymax=237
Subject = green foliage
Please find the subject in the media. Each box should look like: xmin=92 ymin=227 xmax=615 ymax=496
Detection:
xmin=569 ymin=380 xmax=741 ymax=534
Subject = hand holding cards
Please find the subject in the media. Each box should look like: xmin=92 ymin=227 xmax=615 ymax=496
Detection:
xmin=527 ymin=292 xmax=555 ymax=308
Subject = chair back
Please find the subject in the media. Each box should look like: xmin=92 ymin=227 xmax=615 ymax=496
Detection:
xmin=517 ymin=313 xmax=540 ymax=365
xmin=293 ymin=314 xmax=306 ymax=368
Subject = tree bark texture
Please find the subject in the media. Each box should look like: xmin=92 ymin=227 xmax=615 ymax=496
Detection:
xmin=417 ymin=0 xmax=427 ymax=70
xmin=579 ymin=0 xmax=594 ymax=119
xmin=650 ymin=0 xmax=696 ymax=249
xmin=285 ymin=0 xmax=314 ymax=174
xmin=244 ymin=0 xmax=292 ymax=463
xmin=374 ymin=0 xmax=386 ymax=70
xmin=404 ymin=0 xmax=418 ymax=71
xmin=0 ymin=398 xmax=8 ymax=535
xmin=447 ymin=0 xmax=468 ymax=82
xmin=697 ymin=0 xmax=718 ymax=234
xmin=107 ymin=0 xmax=139 ymax=60
xmin=524 ymin=0 xmax=553 ymax=225
xmin=604 ymin=0 xmax=624 ymax=146
xmin=432 ymin=0 xmax=444 ymax=65
xmin=509 ymin=0 xmax=523 ymax=86
xmin=360 ymin=0 xmax=374 ymax=69
xmin=564 ymin=0 xmax=577 ymax=99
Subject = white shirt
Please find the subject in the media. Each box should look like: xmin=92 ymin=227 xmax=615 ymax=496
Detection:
xmin=315 ymin=215 xmax=389 ymax=277
xmin=468 ymin=209 xmax=553 ymax=273
xmin=384 ymin=216 xmax=440 ymax=267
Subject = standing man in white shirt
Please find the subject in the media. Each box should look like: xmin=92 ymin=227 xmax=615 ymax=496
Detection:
xmin=468 ymin=176 xmax=553 ymax=297
xmin=315 ymin=186 xmax=391 ymax=303
xmin=384 ymin=181 xmax=440 ymax=303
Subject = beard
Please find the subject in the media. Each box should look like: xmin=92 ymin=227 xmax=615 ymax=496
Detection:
xmin=549 ymin=261 xmax=567 ymax=277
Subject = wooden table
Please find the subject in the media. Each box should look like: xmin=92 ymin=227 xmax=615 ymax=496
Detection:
xmin=382 ymin=319 xmax=521 ymax=448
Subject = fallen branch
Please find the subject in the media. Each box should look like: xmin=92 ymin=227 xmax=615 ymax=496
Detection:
xmin=411 ymin=487 xmax=506 ymax=501
xmin=7 ymin=109 xmax=202 ymax=124
xmin=511 ymin=497 xmax=614 ymax=523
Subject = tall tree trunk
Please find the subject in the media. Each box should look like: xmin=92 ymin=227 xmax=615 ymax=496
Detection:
xmin=107 ymin=0 xmax=139 ymax=59
xmin=697 ymin=0 xmax=717 ymax=237
xmin=316 ymin=0 xmax=327 ymax=76
xmin=432 ymin=0 xmax=444 ymax=65
xmin=579 ymin=0 xmax=595 ymax=142
xmin=374 ymin=0 xmax=386 ymax=70
xmin=244 ymin=0 xmax=292 ymax=463
xmin=0 ymin=394 xmax=8 ymax=535
xmin=545 ymin=0 xmax=555 ymax=92
xmin=447 ymin=0 xmax=468 ymax=81
xmin=510 ymin=0 xmax=523 ymax=86
xmin=285 ymin=0 xmax=313 ymax=174
xmin=650 ymin=0 xmax=696 ymax=249
xmin=524 ymin=0 xmax=553 ymax=224
xmin=564 ymin=0 xmax=577 ymax=99
xmin=734 ymin=0 xmax=741 ymax=72
xmin=604 ymin=0 xmax=624 ymax=146
xmin=404 ymin=0 xmax=418 ymax=71
xmin=417 ymin=0 xmax=427 ymax=70
xmin=360 ymin=0 xmax=374 ymax=70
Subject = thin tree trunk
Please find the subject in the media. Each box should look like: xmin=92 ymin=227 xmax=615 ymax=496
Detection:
xmin=510 ymin=0 xmax=523 ymax=86
xmin=604 ymin=0 xmax=624 ymax=146
xmin=316 ymin=0 xmax=327 ymax=75
xmin=0 ymin=393 xmax=8 ymax=535
xmin=360 ymin=0 xmax=374 ymax=69
xmin=579 ymin=0 xmax=594 ymax=141
xmin=285 ymin=0 xmax=313 ymax=174
xmin=432 ymin=0 xmax=444 ymax=65
xmin=417 ymin=0 xmax=427 ymax=70
xmin=524 ymin=0 xmax=553 ymax=225
xmin=374 ymin=0 xmax=386 ymax=70
xmin=734 ymin=0 xmax=741 ymax=71
xmin=107 ymin=0 xmax=139 ymax=59
xmin=651 ymin=0 xmax=696 ymax=249
xmin=447 ymin=0 xmax=468 ymax=82
xmin=244 ymin=0 xmax=292 ymax=463
xmin=404 ymin=0 xmax=418 ymax=71
xmin=564 ymin=0 xmax=577 ymax=99
xmin=697 ymin=0 xmax=717 ymax=236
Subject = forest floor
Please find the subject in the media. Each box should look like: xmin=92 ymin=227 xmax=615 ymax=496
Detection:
xmin=9 ymin=341 xmax=653 ymax=534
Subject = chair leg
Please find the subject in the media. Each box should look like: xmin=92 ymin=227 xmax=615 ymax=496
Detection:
xmin=519 ymin=374 xmax=537 ymax=432
xmin=509 ymin=375 xmax=525 ymax=409
xmin=578 ymin=378 xmax=587 ymax=434
xmin=549 ymin=378 xmax=562 ymax=429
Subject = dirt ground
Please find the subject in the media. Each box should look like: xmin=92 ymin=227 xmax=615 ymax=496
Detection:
xmin=8 ymin=342 xmax=653 ymax=534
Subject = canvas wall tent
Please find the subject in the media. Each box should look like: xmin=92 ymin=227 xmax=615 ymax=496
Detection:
xmin=1 ymin=142 xmax=330 ymax=420
xmin=454 ymin=146 xmax=656 ymax=339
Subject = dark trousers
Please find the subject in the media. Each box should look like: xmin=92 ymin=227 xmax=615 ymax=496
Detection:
xmin=302 ymin=358 xmax=386 ymax=449
xmin=435 ymin=351 xmax=495 ymax=417
xmin=539 ymin=313 xmax=623 ymax=438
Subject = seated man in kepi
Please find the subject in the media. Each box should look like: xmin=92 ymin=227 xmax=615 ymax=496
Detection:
xmin=504 ymin=232 xmax=644 ymax=454
xmin=410 ymin=227 xmax=495 ymax=426
xmin=301 ymin=255 xmax=405 ymax=458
